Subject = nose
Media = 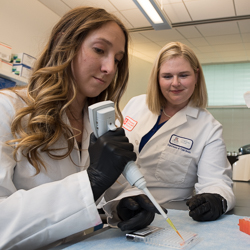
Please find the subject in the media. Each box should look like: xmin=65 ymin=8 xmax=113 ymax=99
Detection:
xmin=101 ymin=56 xmax=116 ymax=75
xmin=172 ymin=76 xmax=180 ymax=86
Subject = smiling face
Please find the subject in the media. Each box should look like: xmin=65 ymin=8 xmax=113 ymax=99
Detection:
xmin=71 ymin=21 xmax=125 ymax=103
xmin=158 ymin=56 xmax=198 ymax=110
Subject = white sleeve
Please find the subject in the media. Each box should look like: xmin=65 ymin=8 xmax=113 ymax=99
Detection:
xmin=0 ymin=170 xmax=101 ymax=250
xmin=195 ymin=123 xmax=235 ymax=211
xmin=0 ymin=93 xmax=101 ymax=249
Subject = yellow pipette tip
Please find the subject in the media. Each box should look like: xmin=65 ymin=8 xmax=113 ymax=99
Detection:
xmin=166 ymin=218 xmax=184 ymax=242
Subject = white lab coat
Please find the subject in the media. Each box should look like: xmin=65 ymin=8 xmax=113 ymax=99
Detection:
xmin=0 ymin=89 xmax=137 ymax=249
xmin=121 ymin=94 xmax=235 ymax=211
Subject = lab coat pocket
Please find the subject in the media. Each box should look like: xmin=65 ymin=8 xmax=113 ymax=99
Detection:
xmin=155 ymin=151 xmax=192 ymax=185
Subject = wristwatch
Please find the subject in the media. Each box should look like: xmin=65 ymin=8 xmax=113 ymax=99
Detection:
xmin=221 ymin=198 xmax=227 ymax=214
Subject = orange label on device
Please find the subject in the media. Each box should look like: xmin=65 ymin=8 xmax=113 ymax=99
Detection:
xmin=123 ymin=116 xmax=137 ymax=131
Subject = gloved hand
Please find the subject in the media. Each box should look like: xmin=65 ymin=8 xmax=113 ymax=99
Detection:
xmin=87 ymin=128 xmax=136 ymax=201
xmin=117 ymin=194 xmax=168 ymax=231
xmin=186 ymin=193 xmax=227 ymax=221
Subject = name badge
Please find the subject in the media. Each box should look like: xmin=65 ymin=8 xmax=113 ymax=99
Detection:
xmin=123 ymin=116 xmax=138 ymax=131
xmin=169 ymin=134 xmax=193 ymax=150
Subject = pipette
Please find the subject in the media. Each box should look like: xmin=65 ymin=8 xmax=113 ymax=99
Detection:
xmin=123 ymin=161 xmax=184 ymax=242
xmin=88 ymin=101 xmax=184 ymax=241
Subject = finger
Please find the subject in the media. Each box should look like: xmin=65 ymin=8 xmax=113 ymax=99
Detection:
xmin=135 ymin=195 xmax=162 ymax=214
xmin=89 ymin=132 xmax=97 ymax=146
xmin=120 ymin=197 xmax=139 ymax=211
xmin=111 ymin=141 xmax=134 ymax=152
xmin=188 ymin=195 xmax=206 ymax=211
xmin=104 ymin=127 xmax=125 ymax=137
xmin=189 ymin=202 xmax=211 ymax=220
xmin=118 ymin=210 xmax=155 ymax=231
xmin=105 ymin=143 xmax=136 ymax=162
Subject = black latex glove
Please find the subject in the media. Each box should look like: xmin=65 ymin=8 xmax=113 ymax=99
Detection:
xmin=117 ymin=194 xmax=168 ymax=231
xmin=87 ymin=128 xmax=136 ymax=201
xmin=186 ymin=193 xmax=227 ymax=222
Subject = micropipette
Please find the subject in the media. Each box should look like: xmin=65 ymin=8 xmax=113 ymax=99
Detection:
xmin=88 ymin=101 xmax=184 ymax=241
xmin=123 ymin=161 xmax=184 ymax=242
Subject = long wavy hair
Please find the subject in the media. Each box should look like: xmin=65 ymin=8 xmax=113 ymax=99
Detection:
xmin=6 ymin=7 xmax=130 ymax=174
xmin=147 ymin=41 xmax=207 ymax=114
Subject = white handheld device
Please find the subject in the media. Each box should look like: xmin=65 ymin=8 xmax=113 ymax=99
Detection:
xmin=88 ymin=101 xmax=168 ymax=220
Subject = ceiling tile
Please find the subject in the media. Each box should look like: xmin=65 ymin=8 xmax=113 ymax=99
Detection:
xmin=206 ymin=34 xmax=242 ymax=45
xmin=39 ymin=0 xmax=71 ymax=17
xmin=160 ymin=0 xmax=184 ymax=3
xmin=212 ymin=43 xmax=245 ymax=52
xmin=132 ymin=43 xmax=161 ymax=53
xmin=121 ymin=9 xmax=151 ymax=28
xmin=241 ymin=33 xmax=250 ymax=43
xmin=63 ymin=0 xmax=116 ymax=11
xmin=176 ymin=26 xmax=202 ymax=38
xmin=244 ymin=43 xmax=250 ymax=49
xmin=187 ymin=37 xmax=210 ymax=46
xmin=111 ymin=11 xmax=133 ymax=29
xmin=162 ymin=2 xmax=191 ymax=23
xmin=109 ymin=0 xmax=137 ymax=10
xmin=196 ymin=22 xmax=239 ymax=36
xmin=184 ymin=0 xmax=235 ymax=20
xmin=219 ymin=50 xmax=247 ymax=57
xmin=129 ymin=33 xmax=152 ymax=44
xmin=234 ymin=0 xmax=250 ymax=15
xmin=238 ymin=20 xmax=250 ymax=34
xmin=140 ymin=29 xmax=185 ymax=42
xmin=197 ymin=46 xmax=216 ymax=53
xmin=195 ymin=52 xmax=221 ymax=59
xmin=156 ymin=39 xmax=195 ymax=48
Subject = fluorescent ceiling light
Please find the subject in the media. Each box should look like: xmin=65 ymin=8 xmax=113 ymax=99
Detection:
xmin=137 ymin=0 xmax=163 ymax=24
xmin=133 ymin=0 xmax=172 ymax=30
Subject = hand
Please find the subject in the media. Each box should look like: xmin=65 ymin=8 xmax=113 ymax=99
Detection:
xmin=87 ymin=128 xmax=136 ymax=201
xmin=186 ymin=193 xmax=227 ymax=221
xmin=117 ymin=194 xmax=168 ymax=231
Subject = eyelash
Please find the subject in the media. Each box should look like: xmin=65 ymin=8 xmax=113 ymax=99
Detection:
xmin=94 ymin=47 xmax=104 ymax=54
xmin=94 ymin=47 xmax=121 ymax=65
xmin=163 ymin=74 xmax=188 ymax=79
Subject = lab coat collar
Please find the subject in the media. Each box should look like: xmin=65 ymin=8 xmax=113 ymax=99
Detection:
xmin=63 ymin=103 xmax=93 ymax=168
xmin=160 ymin=102 xmax=199 ymax=133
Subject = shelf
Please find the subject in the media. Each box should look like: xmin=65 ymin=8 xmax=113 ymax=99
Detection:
xmin=0 ymin=68 xmax=28 ymax=86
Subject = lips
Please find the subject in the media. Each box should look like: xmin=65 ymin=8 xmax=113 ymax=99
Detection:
xmin=170 ymin=89 xmax=184 ymax=94
xmin=93 ymin=76 xmax=105 ymax=84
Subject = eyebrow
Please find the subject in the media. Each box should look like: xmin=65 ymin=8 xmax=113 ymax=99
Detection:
xmin=96 ymin=38 xmax=125 ymax=55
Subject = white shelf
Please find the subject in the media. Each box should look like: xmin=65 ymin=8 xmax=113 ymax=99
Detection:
xmin=0 ymin=68 xmax=28 ymax=86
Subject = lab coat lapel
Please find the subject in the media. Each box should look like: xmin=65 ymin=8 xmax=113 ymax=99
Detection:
xmin=160 ymin=104 xmax=199 ymax=133
xmin=80 ymin=106 xmax=92 ymax=170
xmin=138 ymin=111 xmax=159 ymax=137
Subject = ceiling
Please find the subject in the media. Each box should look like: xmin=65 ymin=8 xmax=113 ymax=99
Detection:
xmin=38 ymin=0 xmax=250 ymax=65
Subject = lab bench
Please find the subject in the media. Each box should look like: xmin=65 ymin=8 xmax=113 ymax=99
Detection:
xmin=48 ymin=181 xmax=250 ymax=249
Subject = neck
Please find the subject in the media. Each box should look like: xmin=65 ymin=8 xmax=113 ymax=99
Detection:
xmin=68 ymin=97 xmax=86 ymax=121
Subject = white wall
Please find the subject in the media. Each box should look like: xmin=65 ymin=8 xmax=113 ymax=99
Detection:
xmin=120 ymin=55 xmax=152 ymax=109
xmin=0 ymin=0 xmax=59 ymax=58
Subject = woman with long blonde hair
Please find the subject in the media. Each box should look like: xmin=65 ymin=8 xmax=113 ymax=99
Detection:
xmin=0 ymin=6 xmax=159 ymax=249
xmin=121 ymin=41 xmax=235 ymax=223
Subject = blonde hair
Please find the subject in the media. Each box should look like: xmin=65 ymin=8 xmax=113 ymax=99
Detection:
xmin=147 ymin=41 xmax=207 ymax=114
xmin=5 ymin=7 xmax=130 ymax=174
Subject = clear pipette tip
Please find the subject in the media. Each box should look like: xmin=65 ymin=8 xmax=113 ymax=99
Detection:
xmin=142 ymin=187 xmax=184 ymax=241
xmin=166 ymin=217 xmax=184 ymax=242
